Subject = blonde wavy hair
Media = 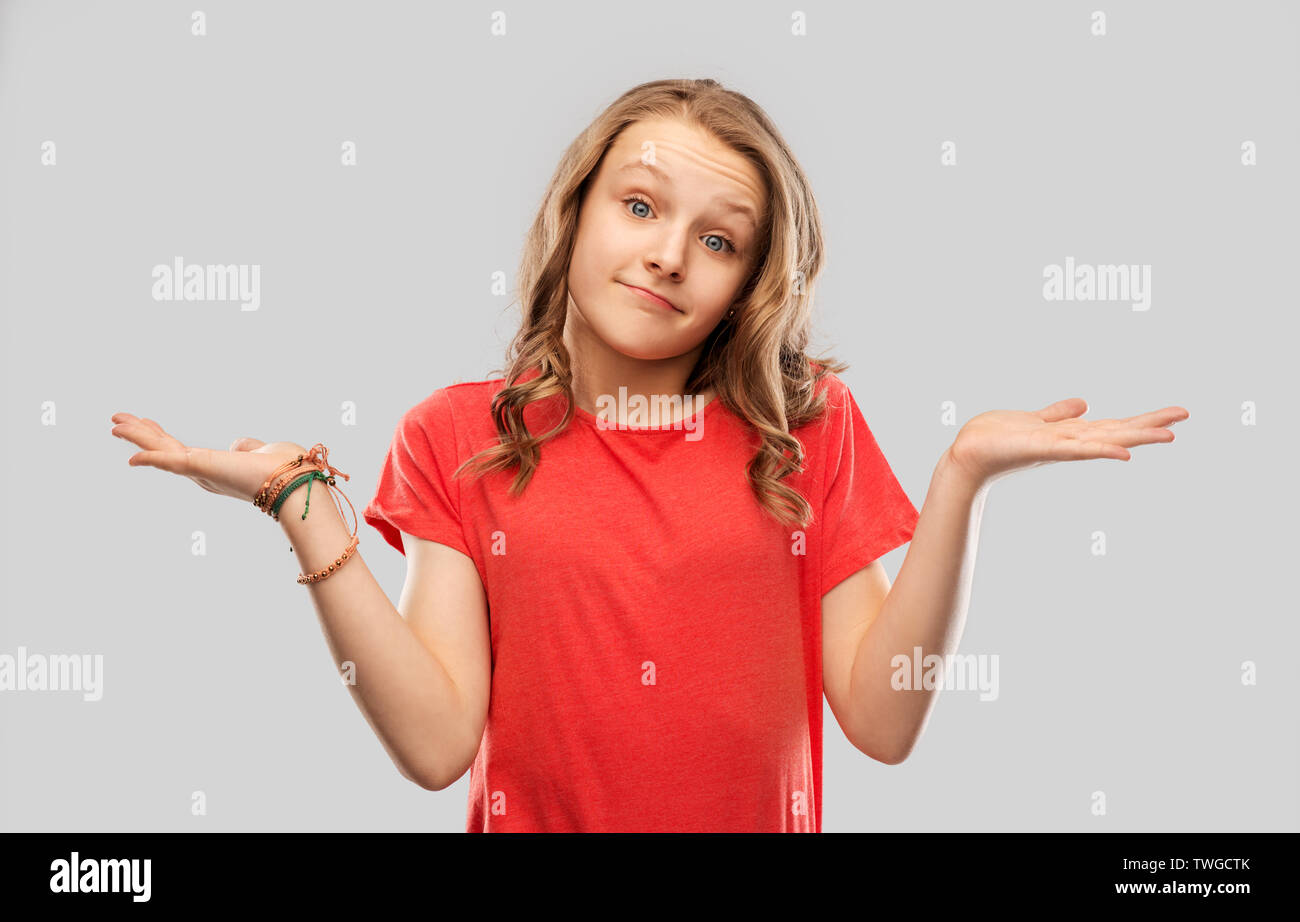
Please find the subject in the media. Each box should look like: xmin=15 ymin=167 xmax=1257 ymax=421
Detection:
xmin=456 ymin=77 xmax=848 ymax=529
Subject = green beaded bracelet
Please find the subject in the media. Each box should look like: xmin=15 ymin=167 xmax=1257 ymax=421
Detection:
xmin=270 ymin=470 xmax=331 ymax=521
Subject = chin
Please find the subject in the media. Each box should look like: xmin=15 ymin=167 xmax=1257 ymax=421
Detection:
xmin=585 ymin=315 xmax=689 ymax=360
xmin=599 ymin=331 xmax=686 ymax=361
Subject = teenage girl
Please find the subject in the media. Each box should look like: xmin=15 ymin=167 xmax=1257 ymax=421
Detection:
xmin=109 ymin=78 xmax=1188 ymax=833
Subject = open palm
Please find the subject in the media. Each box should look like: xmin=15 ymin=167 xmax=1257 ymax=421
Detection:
xmin=946 ymin=398 xmax=1189 ymax=487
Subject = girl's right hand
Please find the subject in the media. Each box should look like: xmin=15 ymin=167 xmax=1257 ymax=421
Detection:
xmin=110 ymin=413 xmax=311 ymax=504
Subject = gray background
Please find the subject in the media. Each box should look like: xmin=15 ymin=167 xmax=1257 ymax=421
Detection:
xmin=2 ymin=0 xmax=1296 ymax=832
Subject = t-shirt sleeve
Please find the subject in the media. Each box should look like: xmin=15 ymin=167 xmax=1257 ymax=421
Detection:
xmin=820 ymin=377 xmax=920 ymax=595
xmin=363 ymin=389 xmax=473 ymax=560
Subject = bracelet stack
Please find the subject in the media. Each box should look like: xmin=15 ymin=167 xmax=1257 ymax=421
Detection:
xmin=254 ymin=443 xmax=361 ymax=585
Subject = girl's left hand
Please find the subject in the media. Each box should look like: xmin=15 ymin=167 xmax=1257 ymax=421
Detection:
xmin=945 ymin=398 xmax=1190 ymax=488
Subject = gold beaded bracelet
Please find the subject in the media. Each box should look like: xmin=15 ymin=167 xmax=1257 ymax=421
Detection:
xmin=297 ymin=534 xmax=361 ymax=584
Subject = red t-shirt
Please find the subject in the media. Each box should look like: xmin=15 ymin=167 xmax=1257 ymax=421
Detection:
xmin=362 ymin=368 xmax=919 ymax=832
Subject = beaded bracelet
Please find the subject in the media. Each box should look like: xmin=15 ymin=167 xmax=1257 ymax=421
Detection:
xmin=297 ymin=534 xmax=361 ymax=585
xmin=254 ymin=443 xmax=361 ymax=585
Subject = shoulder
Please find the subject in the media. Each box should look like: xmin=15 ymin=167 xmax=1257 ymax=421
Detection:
xmin=388 ymin=378 xmax=507 ymax=463
xmin=814 ymin=369 xmax=852 ymax=405
xmin=792 ymin=367 xmax=854 ymax=437
xmin=402 ymin=377 xmax=506 ymax=426
xmin=804 ymin=361 xmax=852 ymax=403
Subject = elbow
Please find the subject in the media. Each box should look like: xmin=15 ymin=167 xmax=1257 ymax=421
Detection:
xmin=883 ymin=738 xmax=919 ymax=765
xmin=406 ymin=768 xmax=451 ymax=792
xmin=858 ymin=734 xmax=915 ymax=766
xmin=410 ymin=771 xmax=443 ymax=792
xmin=399 ymin=720 xmax=485 ymax=791
xmin=876 ymin=748 xmax=910 ymax=766
xmin=407 ymin=762 xmax=463 ymax=791
xmin=398 ymin=760 xmax=450 ymax=792
xmin=404 ymin=757 xmax=471 ymax=792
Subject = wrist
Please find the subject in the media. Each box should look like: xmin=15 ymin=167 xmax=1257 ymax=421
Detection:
xmin=937 ymin=444 xmax=989 ymax=499
xmin=275 ymin=476 xmax=346 ymax=534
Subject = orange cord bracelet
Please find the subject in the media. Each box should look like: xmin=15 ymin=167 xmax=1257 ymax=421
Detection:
xmin=254 ymin=444 xmax=360 ymax=585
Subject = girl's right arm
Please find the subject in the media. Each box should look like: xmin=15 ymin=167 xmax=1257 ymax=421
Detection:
xmin=110 ymin=414 xmax=490 ymax=791
xmin=279 ymin=487 xmax=491 ymax=791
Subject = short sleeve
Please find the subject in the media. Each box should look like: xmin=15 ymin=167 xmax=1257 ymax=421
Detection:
xmin=819 ymin=378 xmax=920 ymax=595
xmin=363 ymin=389 xmax=473 ymax=559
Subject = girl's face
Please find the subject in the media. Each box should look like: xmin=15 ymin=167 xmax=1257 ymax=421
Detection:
xmin=565 ymin=116 xmax=767 ymax=362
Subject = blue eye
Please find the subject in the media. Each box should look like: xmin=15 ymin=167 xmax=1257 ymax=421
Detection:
xmin=622 ymin=195 xmax=738 ymax=255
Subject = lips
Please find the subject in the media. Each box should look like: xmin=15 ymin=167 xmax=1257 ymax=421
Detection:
xmin=621 ymin=282 xmax=680 ymax=313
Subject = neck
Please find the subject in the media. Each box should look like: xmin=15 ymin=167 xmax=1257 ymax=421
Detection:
xmin=561 ymin=305 xmax=714 ymax=425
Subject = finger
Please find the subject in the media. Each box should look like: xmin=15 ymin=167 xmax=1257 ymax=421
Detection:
xmin=111 ymin=413 xmax=148 ymax=433
xmin=111 ymin=422 xmax=160 ymax=449
xmin=140 ymin=444 xmax=251 ymax=489
xmin=116 ymin=416 xmax=176 ymax=441
xmin=230 ymin=437 xmax=266 ymax=452
xmin=1035 ymin=398 xmax=1088 ymax=422
xmin=129 ymin=444 xmax=227 ymax=481
xmin=1054 ymin=439 xmax=1130 ymax=461
xmin=128 ymin=450 xmax=194 ymax=474
xmin=112 ymin=421 xmax=174 ymax=451
xmin=113 ymin=420 xmax=186 ymax=452
xmin=1115 ymin=407 xmax=1190 ymax=429
xmin=1103 ymin=427 xmax=1176 ymax=447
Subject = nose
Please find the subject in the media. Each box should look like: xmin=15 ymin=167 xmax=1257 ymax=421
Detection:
xmin=644 ymin=226 xmax=690 ymax=280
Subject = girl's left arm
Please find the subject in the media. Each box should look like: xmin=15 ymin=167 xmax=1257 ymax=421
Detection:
xmin=842 ymin=398 xmax=1188 ymax=764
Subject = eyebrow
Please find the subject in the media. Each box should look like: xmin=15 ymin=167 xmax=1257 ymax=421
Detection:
xmin=616 ymin=161 xmax=759 ymax=231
